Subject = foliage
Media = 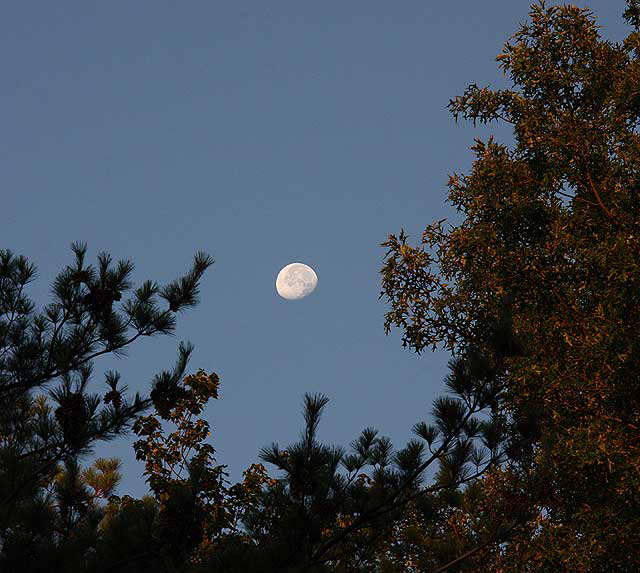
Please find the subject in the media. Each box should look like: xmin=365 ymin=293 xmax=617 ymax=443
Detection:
xmin=0 ymin=454 xmax=122 ymax=572
xmin=196 ymin=352 xmax=506 ymax=572
xmin=0 ymin=244 xmax=213 ymax=571
xmin=86 ymin=367 xmax=276 ymax=573
xmin=380 ymin=1 xmax=640 ymax=569
xmin=4 ymin=2 xmax=640 ymax=571
xmin=132 ymin=368 xmax=234 ymax=567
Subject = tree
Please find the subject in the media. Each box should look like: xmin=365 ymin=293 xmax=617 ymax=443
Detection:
xmin=92 ymin=367 xmax=278 ymax=573
xmin=195 ymin=352 xmax=507 ymax=573
xmin=6 ymin=2 xmax=640 ymax=570
xmin=380 ymin=1 xmax=640 ymax=569
xmin=0 ymin=243 xmax=213 ymax=571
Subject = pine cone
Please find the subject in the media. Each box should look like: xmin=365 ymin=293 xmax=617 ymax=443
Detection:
xmin=103 ymin=389 xmax=122 ymax=409
xmin=55 ymin=392 xmax=88 ymax=447
xmin=84 ymin=287 xmax=121 ymax=318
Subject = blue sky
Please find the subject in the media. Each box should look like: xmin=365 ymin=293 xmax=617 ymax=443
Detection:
xmin=2 ymin=1 xmax=631 ymax=497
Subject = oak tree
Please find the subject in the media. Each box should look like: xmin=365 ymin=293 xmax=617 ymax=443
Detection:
xmin=380 ymin=1 xmax=640 ymax=569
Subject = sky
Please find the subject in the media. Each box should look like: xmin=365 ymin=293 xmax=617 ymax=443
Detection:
xmin=2 ymin=1 xmax=632 ymax=498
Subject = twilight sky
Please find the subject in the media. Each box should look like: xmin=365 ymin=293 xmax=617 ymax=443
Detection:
xmin=2 ymin=1 xmax=630 ymax=497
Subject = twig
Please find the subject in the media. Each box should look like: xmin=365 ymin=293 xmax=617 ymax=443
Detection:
xmin=428 ymin=520 xmax=516 ymax=573
xmin=586 ymin=172 xmax=613 ymax=219
xmin=556 ymin=189 xmax=598 ymax=207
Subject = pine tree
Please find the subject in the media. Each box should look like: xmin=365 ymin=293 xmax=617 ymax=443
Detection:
xmin=197 ymin=351 xmax=506 ymax=572
xmin=0 ymin=243 xmax=213 ymax=571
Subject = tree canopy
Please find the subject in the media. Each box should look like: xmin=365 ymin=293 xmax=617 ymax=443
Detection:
xmin=381 ymin=0 xmax=640 ymax=569
xmin=2 ymin=1 xmax=639 ymax=571
xmin=0 ymin=244 xmax=213 ymax=571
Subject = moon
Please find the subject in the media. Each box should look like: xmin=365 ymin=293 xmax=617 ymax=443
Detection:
xmin=276 ymin=263 xmax=318 ymax=300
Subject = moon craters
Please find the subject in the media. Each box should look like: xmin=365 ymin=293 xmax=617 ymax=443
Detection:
xmin=276 ymin=263 xmax=318 ymax=300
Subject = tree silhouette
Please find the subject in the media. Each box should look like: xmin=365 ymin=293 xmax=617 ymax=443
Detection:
xmin=196 ymin=350 xmax=506 ymax=572
xmin=0 ymin=244 xmax=213 ymax=571
xmin=4 ymin=1 xmax=640 ymax=571
xmin=381 ymin=1 xmax=640 ymax=569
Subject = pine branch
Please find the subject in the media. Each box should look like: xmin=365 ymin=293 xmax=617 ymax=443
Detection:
xmin=3 ymin=326 xmax=152 ymax=394
xmin=311 ymin=392 xmax=488 ymax=563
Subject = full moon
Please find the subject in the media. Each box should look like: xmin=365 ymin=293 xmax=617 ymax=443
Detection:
xmin=276 ymin=263 xmax=318 ymax=300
